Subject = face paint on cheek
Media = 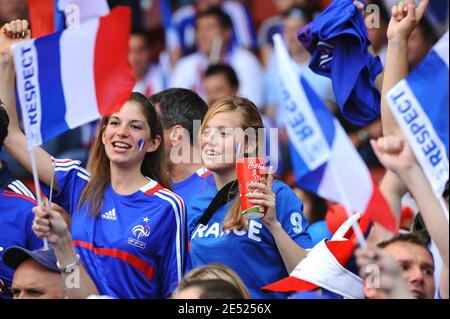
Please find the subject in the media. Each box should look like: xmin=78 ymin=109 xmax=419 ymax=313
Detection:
xmin=138 ymin=139 xmax=144 ymax=152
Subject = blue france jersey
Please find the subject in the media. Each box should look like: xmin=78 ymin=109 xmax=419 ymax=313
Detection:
xmin=172 ymin=168 xmax=215 ymax=206
xmin=188 ymin=180 xmax=312 ymax=299
xmin=42 ymin=159 xmax=186 ymax=299
xmin=0 ymin=190 xmax=43 ymax=293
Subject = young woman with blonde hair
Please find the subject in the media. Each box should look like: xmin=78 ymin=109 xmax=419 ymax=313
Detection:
xmin=187 ymin=96 xmax=312 ymax=299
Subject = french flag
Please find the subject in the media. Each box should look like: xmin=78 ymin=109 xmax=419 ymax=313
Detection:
xmin=27 ymin=0 xmax=110 ymax=38
xmin=13 ymin=6 xmax=136 ymax=149
xmin=387 ymin=31 xmax=449 ymax=197
xmin=273 ymin=34 xmax=397 ymax=233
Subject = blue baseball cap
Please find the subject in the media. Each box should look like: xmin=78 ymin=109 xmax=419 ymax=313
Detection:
xmin=2 ymin=246 xmax=59 ymax=272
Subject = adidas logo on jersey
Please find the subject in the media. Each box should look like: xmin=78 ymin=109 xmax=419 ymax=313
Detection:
xmin=101 ymin=208 xmax=117 ymax=221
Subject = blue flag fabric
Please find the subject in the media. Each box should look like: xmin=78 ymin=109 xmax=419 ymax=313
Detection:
xmin=297 ymin=0 xmax=383 ymax=126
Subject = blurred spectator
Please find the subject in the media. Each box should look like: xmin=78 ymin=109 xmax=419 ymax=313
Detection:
xmin=170 ymin=7 xmax=264 ymax=108
xmin=149 ymin=88 xmax=214 ymax=207
xmin=362 ymin=233 xmax=436 ymax=299
xmin=173 ymin=263 xmax=250 ymax=299
xmin=2 ymin=246 xmax=64 ymax=299
xmin=258 ymin=0 xmax=307 ymax=66
xmin=366 ymin=0 xmax=390 ymax=65
xmin=204 ymin=63 xmax=239 ymax=106
xmin=129 ymin=28 xmax=165 ymax=96
xmin=170 ymin=0 xmax=257 ymax=58
xmin=356 ymin=245 xmax=415 ymax=299
xmin=0 ymin=0 xmax=27 ymax=26
xmin=408 ymin=16 xmax=439 ymax=70
xmin=172 ymin=279 xmax=246 ymax=299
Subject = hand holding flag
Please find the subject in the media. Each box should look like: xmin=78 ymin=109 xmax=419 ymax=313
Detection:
xmin=13 ymin=6 xmax=135 ymax=149
xmin=0 ymin=20 xmax=30 ymax=55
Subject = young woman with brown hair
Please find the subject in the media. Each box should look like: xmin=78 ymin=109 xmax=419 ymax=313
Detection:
xmin=1 ymin=22 xmax=187 ymax=298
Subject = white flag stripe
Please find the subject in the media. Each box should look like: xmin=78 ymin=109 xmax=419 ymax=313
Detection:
xmin=434 ymin=31 xmax=449 ymax=68
xmin=388 ymin=80 xmax=449 ymax=195
xmin=273 ymin=34 xmax=331 ymax=170
xmin=317 ymin=121 xmax=373 ymax=213
xmin=58 ymin=0 xmax=110 ymax=22
xmin=60 ymin=18 xmax=100 ymax=129
xmin=13 ymin=39 xmax=43 ymax=148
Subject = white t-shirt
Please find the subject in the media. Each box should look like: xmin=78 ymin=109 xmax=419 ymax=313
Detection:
xmin=170 ymin=48 xmax=264 ymax=108
xmin=133 ymin=64 xmax=165 ymax=96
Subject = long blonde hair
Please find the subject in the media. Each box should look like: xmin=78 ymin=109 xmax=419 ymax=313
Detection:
xmin=173 ymin=263 xmax=251 ymax=299
xmin=200 ymin=96 xmax=265 ymax=231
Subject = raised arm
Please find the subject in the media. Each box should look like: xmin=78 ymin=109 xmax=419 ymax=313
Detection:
xmin=381 ymin=0 xmax=429 ymax=135
xmin=0 ymin=20 xmax=57 ymax=190
xmin=372 ymin=135 xmax=449 ymax=298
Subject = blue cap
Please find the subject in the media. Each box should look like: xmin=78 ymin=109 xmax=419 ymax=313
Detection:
xmin=2 ymin=246 xmax=59 ymax=272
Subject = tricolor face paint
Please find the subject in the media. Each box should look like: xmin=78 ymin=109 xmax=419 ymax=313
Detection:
xmin=138 ymin=139 xmax=144 ymax=152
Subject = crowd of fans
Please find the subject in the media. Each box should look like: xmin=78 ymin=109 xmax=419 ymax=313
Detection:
xmin=0 ymin=0 xmax=448 ymax=300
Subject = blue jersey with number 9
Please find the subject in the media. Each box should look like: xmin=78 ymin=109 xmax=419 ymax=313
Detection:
xmin=188 ymin=180 xmax=312 ymax=299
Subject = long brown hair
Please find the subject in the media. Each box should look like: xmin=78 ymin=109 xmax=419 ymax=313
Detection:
xmin=200 ymin=96 xmax=265 ymax=231
xmin=79 ymin=92 xmax=171 ymax=218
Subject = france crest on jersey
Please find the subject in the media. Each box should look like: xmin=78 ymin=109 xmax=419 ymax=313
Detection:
xmin=41 ymin=158 xmax=187 ymax=299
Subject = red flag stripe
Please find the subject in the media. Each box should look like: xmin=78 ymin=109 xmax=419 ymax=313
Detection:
xmin=365 ymin=181 xmax=399 ymax=233
xmin=27 ymin=0 xmax=56 ymax=38
xmin=93 ymin=6 xmax=135 ymax=116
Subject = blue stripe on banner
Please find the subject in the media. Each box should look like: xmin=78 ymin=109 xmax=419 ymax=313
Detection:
xmin=289 ymin=141 xmax=327 ymax=193
xmin=301 ymin=77 xmax=336 ymax=147
xmin=34 ymin=32 xmax=69 ymax=143
xmin=53 ymin=0 xmax=66 ymax=32
xmin=289 ymin=76 xmax=335 ymax=193
xmin=407 ymin=50 xmax=449 ymax=157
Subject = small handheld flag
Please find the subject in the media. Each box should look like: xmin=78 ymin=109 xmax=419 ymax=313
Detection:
xmin=13 ymin=6 xmax=135 ymax=150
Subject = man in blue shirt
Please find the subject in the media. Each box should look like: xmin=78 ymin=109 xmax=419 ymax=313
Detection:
xmin=0 ymin=105 xmax=42 ymax=298
xmin=149 ymin=88 xmax=215 ymax=206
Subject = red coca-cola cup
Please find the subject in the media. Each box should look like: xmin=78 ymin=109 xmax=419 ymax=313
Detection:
xmin=236 ymin=157 xmax=267 ymax=219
